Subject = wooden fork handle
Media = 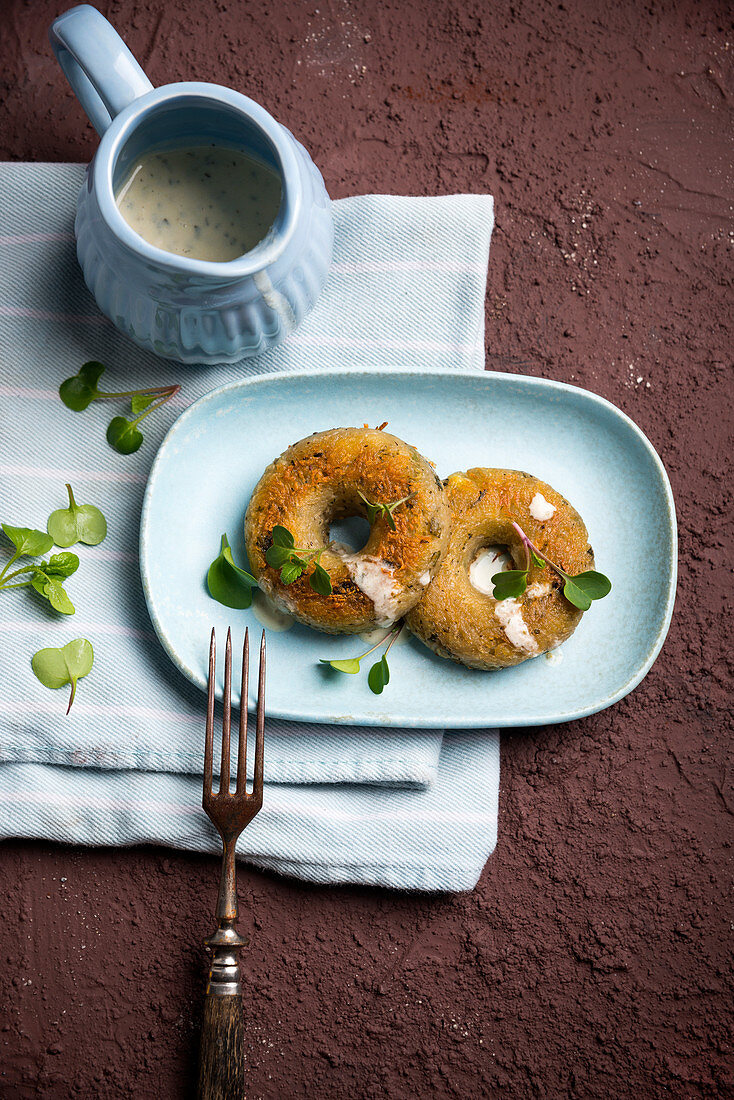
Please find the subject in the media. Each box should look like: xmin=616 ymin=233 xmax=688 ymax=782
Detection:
xmin=197 ymin=989 xmax=245 ymax=1100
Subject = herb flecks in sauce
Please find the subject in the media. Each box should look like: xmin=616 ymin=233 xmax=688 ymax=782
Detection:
xmin=115 ymin=146 xmax=282 ymax=262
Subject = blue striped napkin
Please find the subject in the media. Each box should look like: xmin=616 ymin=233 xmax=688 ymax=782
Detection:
xmin=0 ymin=163 xmax=498 ymax=891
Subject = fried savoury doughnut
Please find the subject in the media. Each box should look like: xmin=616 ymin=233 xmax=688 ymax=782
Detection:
xmin=245 ymin=427 xmax=450 ymax=634
xmin=405 ymin=468 xmax=595 ymax=669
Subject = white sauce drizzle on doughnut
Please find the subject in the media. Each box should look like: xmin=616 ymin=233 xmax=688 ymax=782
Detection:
xmin=252 ymin=589 xmax=294 ymax=632
xmin=418 ymin=570 xmax=431 ymax=586
xmin=335 ymin=546 xmax=401 ymax=626
xmin=469 ymin=546 xmax=512 ymax=597
xmin=493 ymin=599 xmax=539 ymax=655
xmin=529 ymin=493 xmax=556 ymax=521
xmin=525 ymin=581 xmax=553 ymax=599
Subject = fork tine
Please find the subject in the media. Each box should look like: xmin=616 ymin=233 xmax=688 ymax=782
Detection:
xmin=236 ymin=629 xmax=249 ymax=794
xmin=220 ymin=627 xmax=232 ymax=794
xmin=203 ymin=628 xmax=215 ymax=803
xmin=254 ymin=631 xmax=265 ymax=799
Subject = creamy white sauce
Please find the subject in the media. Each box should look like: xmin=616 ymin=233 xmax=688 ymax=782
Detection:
xmin=493 ymin=598 xmax=539 ymax=655
xmin=469 ymin=549 xmax=552 ymax=655
xmin=418 ymin=570 xmax=431 ymax=586
xmin=469 ymin=546 xmax=513 ymax=597
xmin=529 ymin=492 xmax=556 ymax=521
xmin=252 ymin=589 xmax=294 ymax=632
xmin=115 ymin=145 xmax=282 ymax=262
xmin=336 ymin=547 xmax=401 ymax=626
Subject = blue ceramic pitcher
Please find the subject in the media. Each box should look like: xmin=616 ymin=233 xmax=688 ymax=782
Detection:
xmin=49 ymin=5 xmax=333 ymax=365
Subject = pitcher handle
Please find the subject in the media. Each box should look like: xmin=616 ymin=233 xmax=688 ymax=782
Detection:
xmin=49 ymin=4 xmax=154 ymax=137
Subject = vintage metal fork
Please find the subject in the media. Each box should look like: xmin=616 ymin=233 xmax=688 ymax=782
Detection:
xmin=198 ymin=627 xmax=265 ymax=1100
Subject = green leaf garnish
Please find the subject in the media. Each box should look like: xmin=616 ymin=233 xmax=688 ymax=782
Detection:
xmin=272 ymin=525 xmax=295 ymax=548
xmin=310 ymin=562 xmax=332 ymax=595
xmin=264 ymin=544 xmax=295 ymax=569
xmin=59 ymin=361 xmax=106 ymax=411
xmin=31 ymin=638 xmax=94 ymax=713
xmin=1 ymin=524 xmax=54 ymax=559
xmin=207 ymin=534 xmax=258 ymax=609
xmin=489 ymin=520 xmax=611 ymax=612
xmin=59 ymin=360 xmax=181 ymax=456
xmin=31 ymin=571 xmax=75 ymax=614
xmin=41 ymin=552 xmax=80 ymax=577
xmin=280 ymin=559 xmax=305 ymax=585
xmin=130 ymin=393 xmax=156 ymax=414
xmin=490 ymin=569 xmax=528 ymax=600
xmin=320 ymin=657 xmax=362 ymax=674
xmin=0 ymin=520 xmax=79 ymax=612
xmin=367 ymin=654 xmax=390 ymax=694
xmin=47 ymin=484 xmax=107 ymax=547
xmin=321 ymin=623 xmax=402 ymax=692
xmin=264 ymin=526 xmax=332 ymax=594
xmin=561 ymin=570 xmax=611 ymax=611
xmin=107 ymin=416 xmax=145 ymax=454
xmin=357 ymin=491 xmax=414 ymax=532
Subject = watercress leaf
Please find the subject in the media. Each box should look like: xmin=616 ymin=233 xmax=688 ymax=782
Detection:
xmin=107 ymin=416 xmax=144 ymax=455
xmin=131 ymin=393 xmax=156 ymax=414
xmin=42 ymin=577 xmax=75 ymax=615
xmin=309 ymin=562 xmax=332 ymax=595
xmin=79 ymin=361 xmax=106 ymax=388
xmin=265 ymin=544 xmax=293 ymax=569
xmin=529 ymin=547 xmax=545 ymax=569
xmin=562 ymin=577 xmax=593 ymax=611
xmin=280 ymin=560 xmax=304 ymax=585
xmin=320 ymin=657 xmax=362 ymax=674
xmin=30 ymin=571 xmax=50 ymax=597
xmin=206 ymin=535 xmax=256 ymax=609
xmin=31 ymin=570 xmax=75 ymax=614
xmin=368 ymin=654 xmax=390 ymax=695
xmin=1 ymin=524 xmax=53 ymax=558
xmin=59 ymin=361 xmax=105 ymax=411
xmin=491 ymin=569 xmax=528 ymax=600
xmin=569 ymin=570 xmax=612 ymax=600
xmin=220 ymin=543 xmax=257 ymax=585
xmin=271 ymin=525 xmax=295 ymax=548
xmin=47 ymin=484 xmax=108 ymax=547
xmin=42 ymin=552 xmax=80 ymax=577
xmin=31 ymin=638 xmax=94 ymax=714
xmin=383 ymin=507 xmax=397 ymax=532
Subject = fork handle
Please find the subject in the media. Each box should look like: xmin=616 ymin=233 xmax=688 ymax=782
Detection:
xmin=197 ymin=989 xmax=245 ymax=1100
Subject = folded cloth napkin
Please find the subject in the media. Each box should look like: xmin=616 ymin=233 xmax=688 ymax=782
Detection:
xmin=0 ymin=163 xmax=498 ymax=892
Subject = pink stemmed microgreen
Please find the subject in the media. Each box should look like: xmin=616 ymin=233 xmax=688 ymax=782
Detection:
xmin=491 ymin=521 xmax=611 ymax=611
xmin=320 ymin=620 xmax=403 ymax=694
xmin=59 ymin=361 xmax=181 ymax=455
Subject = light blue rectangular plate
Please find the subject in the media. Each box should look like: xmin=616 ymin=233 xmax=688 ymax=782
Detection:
xmin=139 ymin=368 xmax=677 ymax=727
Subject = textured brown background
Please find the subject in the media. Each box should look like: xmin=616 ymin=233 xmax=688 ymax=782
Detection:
xmin=1 ymin=0 xmax=732 ymax=1097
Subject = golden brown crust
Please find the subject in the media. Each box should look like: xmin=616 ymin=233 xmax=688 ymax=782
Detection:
xmin=244 ymin=427 xmax=450 ymax=634
xmin=405 ymin=468 xmax=594 ymax=669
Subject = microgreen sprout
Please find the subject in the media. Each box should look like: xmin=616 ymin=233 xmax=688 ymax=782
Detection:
xmin=265 ymin=526 xmax=333 ymax=595
xmin=207 ymin=534 xmax=258 ymax=609
xmin=320 ymin=621 xmax=403 ymax=695
xmin=47 ymin=484 xmax=107 ymax=547
xmin=59 ymin=361 xmax=181 ymax=455
xmin=0 ymin=524 xmax=78 ymax=614
xmin=31 ymin=638 xmax=94 ymax=714
xmin=491 ymin=521 xmax=611 ymax=611
xmin=357 ymin=490 xmax=415 ymax=532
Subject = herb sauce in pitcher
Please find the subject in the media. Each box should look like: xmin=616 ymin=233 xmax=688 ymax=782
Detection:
xmin=115 ymin=145 xmax=282 ymax=262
